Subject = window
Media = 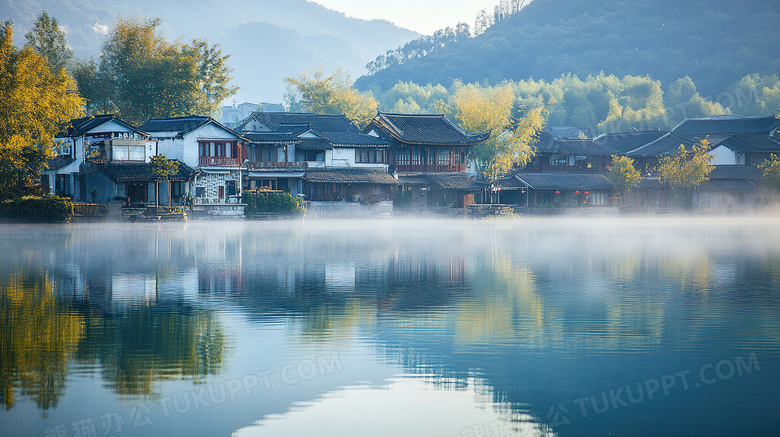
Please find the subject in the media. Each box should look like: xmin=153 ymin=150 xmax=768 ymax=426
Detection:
xmin=355 ymin=149 xmax=385 ymax=164
xmin=396 ymin=150 xmax=411 ymax=166
xmin=56 ymin=141 xmax=71 ymax=157
xmin=171 ymin=182 xmax=183 ymax=197
xmin=113 ymin=145 xmax=145 ymax=161
xmin=437 ymin=150 xmax=450 ymax=165
xmin=411 ymin=150 xmax=423 ymax=166
xmin=56 ymin=174 xmax=70 ymax=196
xmin=199 ymin=141 xmax=237 ymax=158
xmin=195 ymin=187 xmax=206 ymax=198
xmin=260 ymin=147 xmax=276 ymax=161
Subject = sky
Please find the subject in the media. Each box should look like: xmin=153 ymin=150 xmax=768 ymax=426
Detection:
xmin=312 ymin=0 xmax=502 ymax=35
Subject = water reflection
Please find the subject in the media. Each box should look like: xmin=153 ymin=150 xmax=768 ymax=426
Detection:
xmin=0 ymin=268 xmax=83 ymax=411
xmin=0 ymin=226 xmax=227 ymax=413
xmin=0 ymin=219 xmax=779 ymax=436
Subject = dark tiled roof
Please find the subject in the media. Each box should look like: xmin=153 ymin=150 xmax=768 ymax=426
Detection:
xmin=424 ymin=173 xmax=486 ymax=191
xmin=46 ymin=157 xmax=76 ymax=170
xmin=671 ymin=115 xmax=779 ymax=136
xmin=533 ymin=133 xmax=618 ymax=156
xmin=58 ymin=114 xmax=146 ymax=138
xmin=140 ymin=116 xmax=241 ymax=139
xmin=297 ymin=138 xmax=333 ymax=150
xmin=514 ymin=173 xmax=614 ymax=190
xmin=637 ymin=178 xmax=664 ymax=190
xmin=698 ymin=179 xmax=757 ymax=192
xmin=545 ymin=126 xmax=583 ymax=139
xmin=102 ymin=161 xmax=195 ymax=182
xmin=242 ymin=132 xmax=301 ymax=143
xmin=716 ymin=134 xmax=780 ymax=153
xmin=303 ymin=169 xmax=400 ymax=185
xmin=496 ymin=175 xmax=526 ymax=189
xmin=239 ymin=112 xmax=386 ymax=147
xmin=593 ymin=130 xmax=668 ymax=154
xmin=369 ymin=112 xmax=490 ymax=146
xmin=709 ymin=165 xmax=764 ymax=181
xmin=627 ymin=133 xmax=695 ymax=157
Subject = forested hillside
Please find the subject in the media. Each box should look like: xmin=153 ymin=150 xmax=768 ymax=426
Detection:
xmin=356 ymin=0 xmax=780 ymax=99
xmin=2 ymin=0 xmax=419 ymax=101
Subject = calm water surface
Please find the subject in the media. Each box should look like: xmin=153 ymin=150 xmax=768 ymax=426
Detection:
xmin=1 ymin=218 xmax=779 ymax=436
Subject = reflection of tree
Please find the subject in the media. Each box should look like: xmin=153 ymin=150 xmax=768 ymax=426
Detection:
xmin=0 ymin=266 xmax=227 ymax=410
xmin=457 ymin=255 xmax=546 ymax=347
xmin=74 ymin=304 xmax=227 ymax=397
xmin=0 ymin=268 xmax=84 ymax=411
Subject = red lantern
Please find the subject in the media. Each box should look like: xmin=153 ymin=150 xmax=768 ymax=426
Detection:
xmin=584 ymin=191 xmax=590 ymax=195
xmin=554 ymin=191 xmax=560 ymax=194
xmin=575 ymin=191 xmax=580 ymax=195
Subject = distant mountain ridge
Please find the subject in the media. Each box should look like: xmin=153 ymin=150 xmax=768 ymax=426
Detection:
xmin=1 ymin=0 xmax=420 ymax=102
xmin=356 ymin=0 xmax=780 ymax=97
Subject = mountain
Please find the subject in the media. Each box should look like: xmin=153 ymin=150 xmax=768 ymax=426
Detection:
xmin=1 ymin=0 xmax=420 ymax=102
xmin=355 ymin=0 xmax=780 ymax=97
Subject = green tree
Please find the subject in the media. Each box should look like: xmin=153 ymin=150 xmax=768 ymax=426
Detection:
xmin=284 ymin=67 xmax=378 ymax=128
xmin=87 ymin=17 xmax=237 ymax=125
xmin=759 ymin=153 xmax=780 ymax=191
xmin=453 ymin=84 xmax=545 ymax=187
xmin=657 ymin=140 xmax=714 ymax=208
xmin=24 ymin=11 xmax=73 ymax=73
xmin=0 ymin=22 xmax=84 ymax=199
xmin=184 ymin=39 xmax=239 ymax=117
xmin=150 ymin=154 xmax=179 ymax=210
xmin=607 ymin=155 xmax=641 ymax=204
xmin=72 ymin=58 xmax=116 ymax=116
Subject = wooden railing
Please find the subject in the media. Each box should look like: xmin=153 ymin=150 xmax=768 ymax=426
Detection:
xmin=395 ymin=163 xmax=466 ymax=173
xmin=199 ymin=156 xmax=240 ymax=167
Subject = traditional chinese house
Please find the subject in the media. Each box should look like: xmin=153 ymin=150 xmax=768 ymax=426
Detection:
xmin=364 ymin=112 xmax=489 ymax=208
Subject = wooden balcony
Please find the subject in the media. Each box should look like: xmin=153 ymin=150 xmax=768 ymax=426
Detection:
xmin=247 ymin=161 xmax=308 ymax=170
xmin=395 ymin=163 xmax=467 ymax=173
xmin=199 ymin=156 xmax=240 ymax=167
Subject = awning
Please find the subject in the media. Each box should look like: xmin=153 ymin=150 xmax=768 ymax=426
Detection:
xmin=248 ymin=171 xmax=305 ymax=178
xmin=304 ymin=169 xmax=400 ymax=185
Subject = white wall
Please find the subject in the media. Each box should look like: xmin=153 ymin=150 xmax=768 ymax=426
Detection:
xmin=152 ymin=123 xmax=240 ymax=168
xmin=710 ymin=146 xmax=743 ymax=165
xmin=327 ymin=147 xmax=388 ymax=170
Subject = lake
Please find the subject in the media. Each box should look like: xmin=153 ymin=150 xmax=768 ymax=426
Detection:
xmin=1 ymin=217 xmax=779 ymax=436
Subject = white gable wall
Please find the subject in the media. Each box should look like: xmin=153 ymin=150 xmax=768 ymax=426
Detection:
xmin=710 ymin=145 xmax=744 ymax=165
xmin=152 ymin=123 xmax=240 ymax=168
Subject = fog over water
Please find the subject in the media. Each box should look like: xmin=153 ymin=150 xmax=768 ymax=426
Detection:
xmin=1 ymin=217 xmax=779 ymax=436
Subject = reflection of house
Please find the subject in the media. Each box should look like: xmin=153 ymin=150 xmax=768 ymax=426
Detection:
xmin=526 ymin=132 xmax=618 ymax=173
xmin=237 ymin=112 xmax=397 ymax=202
xmin=364 ymin=112 xmax=489 ymax=208
xmin=44 ymin=114 xmax=153 ymax=202
xmin=509 ymin=173 xmax=615 ymax=207
xmin=140 ymin=116 xmax=246 ymax=209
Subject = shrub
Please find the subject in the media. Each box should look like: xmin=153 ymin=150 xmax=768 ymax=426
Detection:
xmin=0 ymin=195 xmax=74 ymax=222
xmin=243 ymin=191 xmax=303 ymax=215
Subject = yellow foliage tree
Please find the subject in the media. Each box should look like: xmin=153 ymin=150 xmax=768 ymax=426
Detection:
xmin=0 ymin=22 xmax=84 ymax=199
xmin=657 ymin=140 xmax=714 ymax=207
xmin=453 ymin=84 xmax=545 ymax=184
xmin=759 ymin=153 xmax=780 ymax=190
xmin=284 ymin=67 xmax=378 ymax=128
xmin=607 ymin=155 xmax=642 ymax=204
